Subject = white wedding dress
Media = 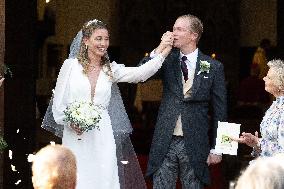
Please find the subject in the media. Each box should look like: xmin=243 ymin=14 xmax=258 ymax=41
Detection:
xmin=52 ymin=55 xmax=165 ymax=189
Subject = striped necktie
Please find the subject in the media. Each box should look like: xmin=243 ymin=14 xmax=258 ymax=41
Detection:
xmin=180 ymin=56 xmax=188 ymax=81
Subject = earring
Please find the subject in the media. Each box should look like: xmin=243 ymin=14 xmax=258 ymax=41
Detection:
xmin=85 ymin=44 xmax=88 ymax=50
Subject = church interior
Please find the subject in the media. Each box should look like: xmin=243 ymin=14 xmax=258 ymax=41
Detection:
xmin=1 ymin=0 xmax=284 ymax=188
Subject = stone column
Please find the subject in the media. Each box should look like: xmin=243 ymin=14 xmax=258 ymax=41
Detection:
xmin=0 ymin=0 xmax=4 ymax=188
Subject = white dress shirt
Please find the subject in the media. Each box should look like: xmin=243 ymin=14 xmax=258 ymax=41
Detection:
xmin=173 ymin=48 xmax=198 ymax=136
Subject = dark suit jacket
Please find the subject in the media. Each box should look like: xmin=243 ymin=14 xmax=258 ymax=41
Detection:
xmin=143 ymin=48 xmax=227 ymax=185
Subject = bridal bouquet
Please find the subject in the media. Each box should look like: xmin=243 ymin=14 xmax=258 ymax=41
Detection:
xmin=63 ymin=101 xmax=102 ymax=132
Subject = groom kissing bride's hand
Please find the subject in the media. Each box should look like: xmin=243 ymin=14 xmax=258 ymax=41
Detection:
xmin=141 ymin=14 xmax=227 ymax=189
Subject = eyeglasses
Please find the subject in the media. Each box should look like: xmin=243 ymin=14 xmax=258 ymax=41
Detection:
xmin=173 ymin=27 xmax=190 ymax=32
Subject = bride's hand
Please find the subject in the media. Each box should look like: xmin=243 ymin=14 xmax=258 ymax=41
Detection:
xmin=160 ymin=44 xmax=173 ymax=58
xmin=155 ymin=31 xmax=173 ymax=55
xmin=70 ymin=123 xmax=83 ymax=135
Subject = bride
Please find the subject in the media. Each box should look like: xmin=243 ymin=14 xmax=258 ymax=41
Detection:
xmin=44 ymin=19 xmax=172 ymax=189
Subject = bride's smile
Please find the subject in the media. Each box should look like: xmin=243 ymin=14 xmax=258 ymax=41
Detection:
xmin=84 ymin=28 xmax=109 ymax=58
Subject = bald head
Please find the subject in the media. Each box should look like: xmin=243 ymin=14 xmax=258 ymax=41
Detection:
xmin=32 ymin=145 xmax=77 ymax=189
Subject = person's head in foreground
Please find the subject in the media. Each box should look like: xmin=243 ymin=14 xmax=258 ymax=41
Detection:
xmin=32 ymin=144 xmax=77 ymax=189
xmin=235 ymin=154 xmax=284 ymax=189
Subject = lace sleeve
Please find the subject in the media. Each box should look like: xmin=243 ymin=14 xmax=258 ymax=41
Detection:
xmin=111 ymin=54 xmax=165 ymax=83
xmin=52 ymin=59 xmax=74 ymax=125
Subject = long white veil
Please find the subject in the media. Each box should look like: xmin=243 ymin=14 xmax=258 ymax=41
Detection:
xmin=41 ymin=29 xmax=146 ymax=188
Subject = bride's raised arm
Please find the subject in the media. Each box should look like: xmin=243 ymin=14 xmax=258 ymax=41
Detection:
xmin=111 ymin=45 xmax=171 ymax=83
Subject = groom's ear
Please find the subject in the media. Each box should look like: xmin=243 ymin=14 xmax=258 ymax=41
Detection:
xmin=191 ymin=32 xmax=198 ymax=41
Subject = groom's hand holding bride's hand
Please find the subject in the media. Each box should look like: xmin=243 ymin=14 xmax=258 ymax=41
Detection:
xmin=155 ymin=31 xmax=173 ymax=56
xmin=70 ymin=123 xmax=83 ymax=135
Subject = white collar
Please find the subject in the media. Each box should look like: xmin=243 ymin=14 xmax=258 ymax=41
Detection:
xmin=180 ymin=48 xmax=198 ymax=64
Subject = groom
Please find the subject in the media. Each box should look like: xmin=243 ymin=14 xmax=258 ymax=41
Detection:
xmin=141 ymin=14 xmax=227 ymax=188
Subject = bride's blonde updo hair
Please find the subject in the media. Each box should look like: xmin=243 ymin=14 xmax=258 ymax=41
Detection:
xmin=77 ymin=19 xmax=112 ymax=77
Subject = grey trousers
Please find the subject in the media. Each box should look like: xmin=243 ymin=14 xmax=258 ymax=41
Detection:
xmin=153 ymin=136 xmax=203 ymax=189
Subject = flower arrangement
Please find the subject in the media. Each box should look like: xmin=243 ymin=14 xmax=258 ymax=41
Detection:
xmin=0 ymin=64 xmax=13 ymax=78
xmin=0 ymin=136 xmax=8 ymax=151
xmin=63 ymin=101 xmax=102 ymax=132
xmin=0 ymin=64 xmax=10 ymax=151
xmin=4 ymin=64 xmax=12 ymax=77
xmin=197 ymin=60 xmax=210 ymax=75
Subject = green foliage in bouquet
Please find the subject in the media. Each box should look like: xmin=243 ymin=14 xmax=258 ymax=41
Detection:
xmin=64 ymin=101 xmax=102 ymax=132
xmin=0 ymin=64 xmax=13 ymax=78
xmin=0 ymin=136 xmax=8 ymax=151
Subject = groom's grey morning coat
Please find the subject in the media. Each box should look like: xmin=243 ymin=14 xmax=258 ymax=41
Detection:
xmin=143 ymin=48 xmax=227 ymax=185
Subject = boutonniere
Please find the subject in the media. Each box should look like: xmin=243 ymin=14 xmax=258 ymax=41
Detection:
xmin=197 ymin=60 xmax=210 ymax=75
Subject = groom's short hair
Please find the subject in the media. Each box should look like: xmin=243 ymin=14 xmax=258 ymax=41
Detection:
xmin=32 ymin=144 xmax=77 ymax=189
